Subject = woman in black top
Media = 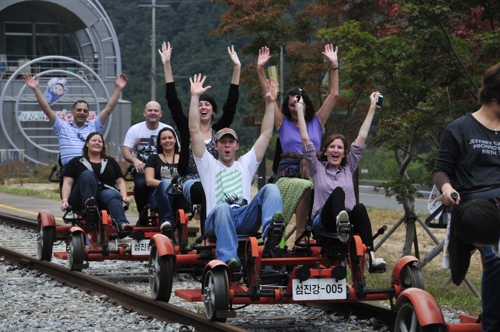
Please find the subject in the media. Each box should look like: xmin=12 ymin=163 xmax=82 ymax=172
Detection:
xmin=60 ymin=132 xmax=131 ymax=231
xmin=158 ymin=41 xmax=240 ymax=206
xmin=145 ymin=127 xmax=180 ymax=228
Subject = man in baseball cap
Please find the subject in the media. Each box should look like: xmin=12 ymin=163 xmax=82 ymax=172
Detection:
xmin=188 ymin=74 xmax=284 ymax=271
xmin=215 ymin=127 xmax=238 ymax=141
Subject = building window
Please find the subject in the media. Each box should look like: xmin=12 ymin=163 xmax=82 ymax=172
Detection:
xmin=4 ymin=22 xmax=79 ymax=63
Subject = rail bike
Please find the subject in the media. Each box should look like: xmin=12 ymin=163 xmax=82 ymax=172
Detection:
xmin=148 ymin=217 xmax=426 ymax=322
xmin=39 ymin=167 xmax=197 ymax=270
xmin=35 ymin=202 xmax=194 ymax=271
xmin=394 ymin=287 xmax=481 ymax=331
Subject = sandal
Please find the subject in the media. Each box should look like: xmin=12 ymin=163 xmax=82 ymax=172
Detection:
xmin=84 ymin=197 xmax=99 ymax=221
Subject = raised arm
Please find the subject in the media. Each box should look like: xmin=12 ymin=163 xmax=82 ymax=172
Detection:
xmin=23 ymin=74 xmax=57 ymax=125
xmin=315 ymin=44 xmax=339 ymax=127
xmin=257 ymin=46 xmax=282 ymax=129
xmin=355 ymin=92 xmax=378 ymax=147
xmin=228 ymin=45 xmax=241 ymax=85
xmin=189 ymin=74 xmax=212 ymax=158
xmin=159 ymin=41 xmax=174 ymax=84
xmin=213 ymin=46 xmax=241 ymax=130
xmin=253 ymin=77 xmax=277 ymax=162
xmin=98 ymin=73 xmax=128 ymax=124
xmin=296 ymin=96 xmax=311 ymax=146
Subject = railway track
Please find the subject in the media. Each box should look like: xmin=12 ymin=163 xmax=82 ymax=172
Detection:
xmin=1 ymin=211 xmax=399 ymax=331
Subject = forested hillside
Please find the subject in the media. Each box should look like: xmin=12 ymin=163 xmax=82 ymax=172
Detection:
xmin=99 ymin=0 xmax=257 ymax=151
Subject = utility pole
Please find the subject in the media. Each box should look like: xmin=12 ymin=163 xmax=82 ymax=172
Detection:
xmin=139 ymin=0 xmax=169 ymax=101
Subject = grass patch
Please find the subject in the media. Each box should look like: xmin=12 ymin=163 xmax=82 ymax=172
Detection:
xmin=0 ymin=185 xmax=61 ymax=200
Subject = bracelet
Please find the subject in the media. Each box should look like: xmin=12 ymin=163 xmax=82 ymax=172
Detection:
xmin=331 ymin=67 xmax=338 ymax=71
xmin=62 ymin=199 xmax=68 ymax=203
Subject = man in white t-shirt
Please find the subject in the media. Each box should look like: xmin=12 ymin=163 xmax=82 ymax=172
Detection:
xmin=189 ymin=74 xmax=284 ymax=270
xmin=122 ymin=101 xmax=176 ymax=218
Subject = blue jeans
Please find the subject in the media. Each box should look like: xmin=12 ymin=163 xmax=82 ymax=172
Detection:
xmin=68 ymin=170 xmax=128 ymax=229
xmin=132 ymin=170 xmax=149 ymax=213
xmin=477 ymin=246 xmax=500 ymax=331
xmin=204 ymin=184 xmax=283 ymax=263
xmin=148 ymin=179 xmax=175 ymax=224
xmin=182 ymin=179 xmax=197 ymax=204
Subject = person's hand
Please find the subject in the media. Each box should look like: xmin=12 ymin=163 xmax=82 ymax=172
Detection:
xmin=115 ymin=73 xmax=128 ymax=89
xmin=61 ymin=201 xmax=69 ymax=212
xmin=227 ymin=45 xmax=241 ymax=67
xmin=133 ymin=159 xmax=145 ymax=173
xmin=189 ymin=73 xmax=211 ymax=97
xmin=441 ymin=188 xmax=460 ymax=206
xmin=322 ymin=44 xmax=338 ymax=68
xmin=23 ymin=74 xmax=39 ymax=90
xmin=257 ymin=46 xmax=271 ymax=68
xmin=122 ymin=196 xmax=130 ymax=205
xmin=295 ymin=96 xmax=305 ymax=115
xmin=158 ymin=41 xmax=172 ymax=65
xmin=265 ymin=77 xmax=278 ymax=102
xmin=370 ymin=92 xmax=378 ymax=107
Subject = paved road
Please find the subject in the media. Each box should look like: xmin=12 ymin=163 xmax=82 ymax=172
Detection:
xmin=358 ymin=185 xmax=431 ymax=213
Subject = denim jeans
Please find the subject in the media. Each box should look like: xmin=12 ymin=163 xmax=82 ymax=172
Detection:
xmin=459 ymin=190 xmax=500 ymax=331
xmin=68 ymin=170 xmax=128 ymax=229
xmin=204 ymin=184 xmax=283 ymax=263
xmin=148 ymin=179 xmax=175 ymax=224
xmin=477 ymin=246 xmax=500 ymax=331
xmin=182 ymin=179 xmax=197 ymax=204
xmin=132 ymin=170 xmax=149 ymax=213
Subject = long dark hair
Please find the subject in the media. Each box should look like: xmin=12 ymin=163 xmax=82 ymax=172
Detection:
xmin=156 ymin=127 xmax=180 ymax=156
xmin=281 ymin=87 xmax=316 ymax=122
xmin=478 ymin=63 xmax=500 ymax=105
xmin=82 ymin=132 xmax=109 ymax=160
xmin=320 ymin=134 xmax=348 ymax=167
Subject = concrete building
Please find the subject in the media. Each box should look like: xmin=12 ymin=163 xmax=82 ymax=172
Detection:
xmin=0 ymin=0 xmax=130 ymax=165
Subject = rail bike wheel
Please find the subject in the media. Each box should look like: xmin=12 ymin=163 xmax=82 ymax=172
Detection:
xmin=37 ymin=224 xmax=54 ymax=261
xmin=149 ymin=244 xmax=174 ymax=302
xmin=400 ymin=264 xmax=425 ymax=290
xmin=67 ymin=233 xmax=85 ymax=271
xmin=394 ymin=303 xmax=445 ymax=332
xmin=203 ymin=268 xmax=229 ymax=322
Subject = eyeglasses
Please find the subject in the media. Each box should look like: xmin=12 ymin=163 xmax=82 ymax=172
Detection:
xmin=77 ymin=132 xmax=86 ymax=141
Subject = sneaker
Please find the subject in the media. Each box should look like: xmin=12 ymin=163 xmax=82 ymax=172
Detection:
xmin=226 ymin=258 xmax=241 ymax=271
xmin=264 ymin=212 xmax=285 ymax=250
xmin=160 ymin=221 xmax=172 ymax=231
xmin=85 ymin=198 xmax=99 ymax=221
xmin=336 ymin=210 xmax=350 ymax=242
xmin=367 ymin=257 xmax=387 ymax=273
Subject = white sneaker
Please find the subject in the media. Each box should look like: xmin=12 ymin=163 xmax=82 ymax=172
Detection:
xmin=367 ymin=257 xmax=387 ymax=273
xmin=336 ymin=210 xmax=350 ymax=242
xmin=160 ymin=221 xmax=172 ymax=231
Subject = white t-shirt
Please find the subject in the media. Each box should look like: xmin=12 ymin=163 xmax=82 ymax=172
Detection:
xmin=123 ymin=122 xmax=171 ymax=162
xmin=194 ymin=148 xmax=260 ymax=214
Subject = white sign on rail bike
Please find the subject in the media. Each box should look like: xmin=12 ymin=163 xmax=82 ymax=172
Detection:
xmin=131 ymin=239 xmax=151 ymax=255
xmin=292 ymin=278 xmax=347 ymax=301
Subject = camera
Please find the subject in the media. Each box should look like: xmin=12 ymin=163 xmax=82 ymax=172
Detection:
xmin=295 ymin=88 xmax=303 ymax=103
xmin=376 ymin=93 xmax=383 ymax=108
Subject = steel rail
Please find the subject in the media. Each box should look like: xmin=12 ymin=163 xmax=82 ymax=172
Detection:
xmin=1 ymin=211 xmax=399 ymax=330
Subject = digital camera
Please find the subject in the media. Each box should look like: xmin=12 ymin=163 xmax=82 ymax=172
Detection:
xmin=376 ymin=93 xmax=384 ymax=108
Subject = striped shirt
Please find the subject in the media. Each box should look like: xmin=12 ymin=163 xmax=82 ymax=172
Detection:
xmin=53 ymin=117 xmax=104 ymax=166
xmin=303 ymin=142 xmax=364 ymax=215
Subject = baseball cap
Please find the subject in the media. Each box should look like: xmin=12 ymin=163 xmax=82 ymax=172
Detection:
xmin=215 ymin=128 xmax=238 ymax=141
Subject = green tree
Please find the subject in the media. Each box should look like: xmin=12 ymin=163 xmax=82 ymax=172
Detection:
xmin=212 ymin=0 xmax=500 ymax=255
